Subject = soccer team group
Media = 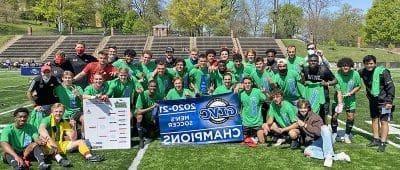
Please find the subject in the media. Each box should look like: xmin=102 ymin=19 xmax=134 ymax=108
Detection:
xmin=0 ymin=41 xmax=395 ymax=169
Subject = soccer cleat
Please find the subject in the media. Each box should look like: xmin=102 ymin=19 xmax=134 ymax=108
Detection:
xmin=86 ymin=155 xmax=105 ymax=162
xmin=324 ymin=156 xmax=333 ymax=168
xmin=367 ymin=138 xmax=380 ymax=147
xmin=336 ymin=152 xmax=351 ymax=162
xmin=290 ymin=140 xmax=300 ymax=149
xmin=58 ymin=158 xmax=71 ymax=167
xmin=377 ymin=142 xmax=387 ymax=152
xmin=39 ymin=162 xmax=51 ymax=170
xmin=274 ymin=138 xmax=286 ymax=146
xmin=332 ymin=133 xmax=337 ymax=143
xmin=344 ymin=134 xmax=352 ymax=144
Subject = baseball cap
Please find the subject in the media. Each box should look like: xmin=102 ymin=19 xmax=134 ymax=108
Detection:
xmin=165 ymin=46 xmax=174 ymax=52
xmin=41 ymin=65 xmax=51 ymax=72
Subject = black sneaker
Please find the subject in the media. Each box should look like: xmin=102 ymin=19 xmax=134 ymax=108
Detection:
xmin=58 ymin=158 xmax=71 ymax=167
xmin=367 ymin=138 xmax=380 ymax=147
xmin=139 ymin=138 xmax=145 ymax=149
xmin=377 ymin=142 xmax=387 ymax=152
xmin=39 ymin=162 xmax=51 ymax=170
xmin=290 ymin=140 xmax=300 ymax=149
xmin=86 ymin=155 xmax=105 ymax=162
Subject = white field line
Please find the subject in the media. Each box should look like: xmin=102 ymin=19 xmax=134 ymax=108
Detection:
xmin=331 ymin=116 xmax=400 ymax=148
xmin=0 ymin=104 xmax=33 ymax=116
xmin=128 ymin=144 xmax=149 ymax=170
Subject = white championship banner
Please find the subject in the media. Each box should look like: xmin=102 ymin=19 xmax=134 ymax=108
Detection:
xmin=84 ymin=98 xmax=131 ymax=149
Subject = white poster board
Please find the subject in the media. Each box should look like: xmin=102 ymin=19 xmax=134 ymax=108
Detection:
xmin=84 ymin=98 xmax=131 ymax=149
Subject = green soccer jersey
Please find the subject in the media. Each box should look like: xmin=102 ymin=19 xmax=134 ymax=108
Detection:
xmin=303 ymin=82 xmax=326 ymax=113
xmin=189 ymin=67 xmax=211 ymax=95
xmin=168 ymin=68 xmax=190 ymax=89
xmin=228 ymin=63 xmax=255 ymax=83
xmin=166 ymin=88 xmax=195 ymax=100
xmin=54 ymin=85 xmax=84 ymax=119
xmin=133 ymin=61 xmax=157 ymax=89
xmin=210 ymin=71 xmax=237 ymax=87
xmin=213 ymin=85 xmax=233 ymax=95
xmin=239 ymin=88 xmax=267 ymax=127
xmin=149 ymin=73 xmax=174 ymax=98
xmin=287 ymin=56 xmax=305 ymax=73
xmin=0 ymin=123 xmax=39 ymax=153
xmin=112 ymin=59 xmax=136 ymax=75
xmin=84 ymin=83 xmax=109 ymax=96
xmin=333 ymin=69 xmax=361 ymax=110
xmin=273 ymin=70 xmax=302 ymax=102
xmin=268 ymin=100 xmax=297 ymax=128
xmin=135 ymin=90 xmax=162 ymax=122
xmin=249 ymin=69 xmax=275 ymax=92
xmin=184 ymin=58 xmax=197 ymax=71
xmin=106 ymin=77 xmax=143 ymax=99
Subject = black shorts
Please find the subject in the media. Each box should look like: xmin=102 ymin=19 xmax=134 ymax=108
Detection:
xmin=369 ymin=99 xmax=395 ymax=121
xmin=243 ymin=126 xmax=262 ymax=136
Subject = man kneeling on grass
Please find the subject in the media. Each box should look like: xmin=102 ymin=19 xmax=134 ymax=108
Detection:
xmin=297 ymin=99 xmax=351 ymax=168
xmin=0 ymin=108 xmax=51 ymax=170
xmin=263 ymin=89 xmax=299 ymax=148
xmin=39 ymin=103 xmax=104 ymax=167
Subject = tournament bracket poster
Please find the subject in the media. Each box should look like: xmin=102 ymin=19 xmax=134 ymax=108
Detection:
xmin=158 ymin=93 xmax=243 ymax=145
xmin=84 ymin=98 xmax=131 ymax=149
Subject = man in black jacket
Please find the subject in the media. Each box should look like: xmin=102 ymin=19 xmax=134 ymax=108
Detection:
xmin=66 ymin=41 xmax=97 ymax=88
xmin=359 ymin=55 xmax=395 ymax=152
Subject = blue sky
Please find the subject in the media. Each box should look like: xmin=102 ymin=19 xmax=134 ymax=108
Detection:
xmin=334 ymin=0 xmax=373 ymax=12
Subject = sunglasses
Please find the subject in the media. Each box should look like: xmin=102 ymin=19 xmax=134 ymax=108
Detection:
xmin=307 ymin=48 xmax=315 ymax=50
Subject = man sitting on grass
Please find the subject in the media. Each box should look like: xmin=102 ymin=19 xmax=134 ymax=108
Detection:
xmin=0 ymin=108 xmax=50 ymax=170
xmin=39 ymin=103 xmax=104 ymax=167
xmin=263 ymin=89 xmax=299 ymax=148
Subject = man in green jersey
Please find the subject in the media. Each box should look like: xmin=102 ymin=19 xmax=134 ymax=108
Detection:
xmin=250 ymin=57 xmax=275 ymax=122
xmin=213 ymin=73 xmax=236 ymax=95
xmin=238 ymin=77 xmax=268 ymax=144
xmin=228 ymin=54 xmax=254 ymax=83
xmin=112 ymin=49 xmax=137 ymax=75
xmin=184 ymin=48 xmax=199 ymax=71
xmin=168 ymin=58 xmax=190 ymax=89
xmin=1 ymin=108 xmax=50 ymax=170
xmin=83 ymin=73 xmax=109 ymax=101
xmin=211 ymin=60 xmax=236 ymax=87
xmin=273 ymin=59 xmax=303 ymax=105
xmin=189 ymin=54 xmax=212 ymax=96
xmin=135 ymin=80 xmax=162 ymax=148
xmin=134 ymin=50 xmax=157 ymax=89
xmin=148 ymin=61 xmax=174 ymax=98
xmin=286 ymin=45 xmax=305 ymax=74
xmin=264 ymin=89 xmax=299 ymax=148
xmin=331 ymin=58 xmax=361 ymax=144
xmin=166 ymin=77 xmax=195 ymax=100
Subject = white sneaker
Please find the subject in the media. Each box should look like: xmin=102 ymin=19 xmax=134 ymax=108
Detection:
xmin=336 ymin=152 xmax=351 ymax=162
xmin=332 ymin=133 xmax=337 ymax=143
xmin=274 ymin=138 xmax=286 ymax=146
xmin=344 ymin=134 xmax=351 ymax=144
xmin=324 ymin=156 xmax=333 ymax=167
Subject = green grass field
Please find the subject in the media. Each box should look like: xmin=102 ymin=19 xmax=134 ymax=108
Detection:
xmin=282 ymin=39 xmax=400 ymax=62
xmin=0 ymin=69 xmax=399 ymax=169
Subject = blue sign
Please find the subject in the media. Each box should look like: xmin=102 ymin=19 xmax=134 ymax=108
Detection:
xmin=21 ymin=67 xmax=41 ymax=76
xmin=158 ymin=93 xmax=243 ymax=145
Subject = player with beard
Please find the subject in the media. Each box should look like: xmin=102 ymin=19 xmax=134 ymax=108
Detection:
xmin=301 ymin=54 xmax=336 ymax=124
xmin=273 ymin=59 xmax=303 ymax=105
xmin=264 ymin=49 xmax=278 ymax=73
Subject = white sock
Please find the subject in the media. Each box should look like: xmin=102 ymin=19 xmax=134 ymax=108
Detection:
xmin=55 ymin=154 xmax=63 ymax=162
xmin=85 ymin=154 xmax=93 ymax=159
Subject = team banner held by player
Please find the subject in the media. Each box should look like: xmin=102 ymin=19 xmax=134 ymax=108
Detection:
xmin=84 ymin=98 xmax=131 ymax=150
xmin=21 ymin=67 xmax=41 ymax=76
xmin=158 ymin=93 xmax=243 ymax=145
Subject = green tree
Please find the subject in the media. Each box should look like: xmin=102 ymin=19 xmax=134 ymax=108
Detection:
xmin=131 ymin=0 xmax=163 ymax=34
xmin=274 ymin=3 xmax=303 ymax=38
xmin=331 ymin=4 xmax=363 ymax=46
xmin=167 ymin=0 xmax=229 ymax=36
xmin=365 ymin=0 xmax=400 ymax=46
xmin=122 ymin=10 xmax=138 ymax=34
xmin=99 ymin=0 xmax=125 ymax=30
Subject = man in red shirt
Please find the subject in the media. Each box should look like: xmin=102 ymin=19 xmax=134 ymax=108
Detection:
xmin=73 ymin=50 xmax=118 ymax=85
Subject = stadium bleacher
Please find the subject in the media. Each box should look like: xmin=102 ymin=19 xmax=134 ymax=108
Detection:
xmin=47 ymin=35 xmax=104 ymax=59
xmin=196 ymin=36 xmax=234 ymax=56
xmin=103 ymin=35 xmax=147 ymax=55
xmin=151 ymin=37 xmax=190 ymax=59
xmin=0 ymin=36 xmax=59 ymax=62
xmin=238 ymin=37 xmax=285 ymax=58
